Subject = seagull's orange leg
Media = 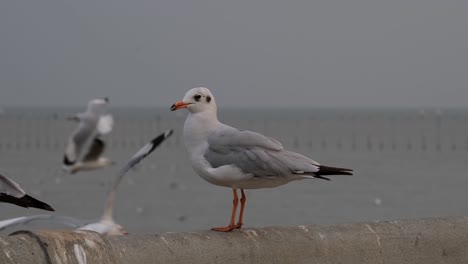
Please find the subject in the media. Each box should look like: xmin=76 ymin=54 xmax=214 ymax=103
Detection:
xmin=211 ymin=189 xmax=239 ymax=232
xmin=234 ymin=189 xmax=246 ymax=229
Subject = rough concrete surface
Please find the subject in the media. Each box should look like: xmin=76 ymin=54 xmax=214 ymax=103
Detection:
xmin=1 ymin=217 xmax=468 ymax=264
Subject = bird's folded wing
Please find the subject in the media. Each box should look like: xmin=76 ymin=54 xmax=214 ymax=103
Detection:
xmin=205 ymin=127 xmax=320 ymax=178
xmin=207 ymin=125 xmax=283 ymax=151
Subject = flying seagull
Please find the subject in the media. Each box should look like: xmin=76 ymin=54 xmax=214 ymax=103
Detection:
xmin=77 ymin=129 xmax=174 ymax=235
xmin=0 ymin=172 xmax=54 ymax=211
xmin=0 ymin=130 xmax=173 ymax=235
xmin=171 ymin=87 xmax=353 ymax=232
xmin=63 ymin=98 xmax=114 ymax=174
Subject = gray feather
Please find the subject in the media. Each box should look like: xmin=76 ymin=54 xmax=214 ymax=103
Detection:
xmin=0 ymin=173 xmax=25 ymax=198
xmin=204 ymin=126 xmax=320 ymax=178
xmin=207 ymin=125 xmax=283 ymax=151
xmin=64 ymin=114 xmax=99 ymax=165
xmin=0 ymin=215 xmax=87 ymax=231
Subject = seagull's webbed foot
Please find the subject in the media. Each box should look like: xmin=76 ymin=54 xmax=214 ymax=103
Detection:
xmin=211 ymin=226 xmax=236 ymax=232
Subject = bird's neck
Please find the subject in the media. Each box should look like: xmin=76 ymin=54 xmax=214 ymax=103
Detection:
xmin=183 ymin=111 xmax=219 ymax=152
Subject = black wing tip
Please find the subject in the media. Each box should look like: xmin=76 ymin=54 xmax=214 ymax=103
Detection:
xmin=63 ymin=155 xmax=74 ymax=166
xmin=94 ymin=137 xmax=105 ymax=146
xmin=314 ymin=175 xmax=331 ymax=181
xmin=0 ymin=194 xmax=55 ymax=211
xmin=317 ymin=165 xmax=354 ymax=176
xmin=149 ymin=129 xmax=174 ymax=149
xmin=22 ymin=195 xmax=55 ymax=211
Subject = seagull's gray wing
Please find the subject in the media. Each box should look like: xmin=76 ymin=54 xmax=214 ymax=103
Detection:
xmin=116 ymin=130 xmax=174 ymax=179
xmin=82 ymin=138 xmax=106 ymax=162
xmin=63 ymin=114 xmax=99 ymax=165
xmin=100 ymin=129 xmax=174 ymax=221
xmin=205 ymin=126 xmax=322 ymax=178
xmin=0 ymin=215 xmax=86 ymax=231
xmin=207 ymin=125 xmax=283 ymax=151
xmin=0 ymin=173 xmax=25 ymax=198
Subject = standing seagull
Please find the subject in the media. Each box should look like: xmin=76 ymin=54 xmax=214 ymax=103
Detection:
xmin=171 ymin=87 xmax=353 ymax=232
xmin=63 ymin=98 xmax=114 ymax=174
xmin=0 ymin=172 xmax=54 ymax=211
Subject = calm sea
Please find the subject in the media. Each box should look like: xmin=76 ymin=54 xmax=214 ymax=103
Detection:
xmin=1 ymin=107 xmax=467 ymax=234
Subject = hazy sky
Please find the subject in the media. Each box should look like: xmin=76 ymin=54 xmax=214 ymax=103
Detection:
xmin=1 ymin=0 xmax=467 ymax=108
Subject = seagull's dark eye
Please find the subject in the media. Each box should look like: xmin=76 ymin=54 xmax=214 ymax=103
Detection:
xmin=194 ymin=94 xmax=202 ymax=101
xmin=206 ymin=96 xmax=212 ymax=103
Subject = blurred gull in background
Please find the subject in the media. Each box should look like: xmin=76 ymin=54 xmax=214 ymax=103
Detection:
xmin=63 ymin=98 xmax=114 ymax=174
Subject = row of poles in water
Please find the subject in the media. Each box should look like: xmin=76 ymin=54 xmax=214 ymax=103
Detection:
xmin=1 ymin=137 xmax=466 ymax=152
xmin=0 ymin=115 xmax=467 ymax=152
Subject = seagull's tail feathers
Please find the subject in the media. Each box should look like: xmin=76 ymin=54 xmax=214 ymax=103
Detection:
xmin=313 ymin=165 xmax=353 ymax=181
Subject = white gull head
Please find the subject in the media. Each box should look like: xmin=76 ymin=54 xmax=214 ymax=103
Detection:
xmin=87 ymin=97 xmax=109 ymax=115
xmin=171 ymin=87 xmax=217 ymax=114
xmin=171 ymin=87 xmax=220 ymax=153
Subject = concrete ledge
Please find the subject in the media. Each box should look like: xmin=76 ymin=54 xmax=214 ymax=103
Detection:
xmin=1 ymin=217 xmax=468 ymax=263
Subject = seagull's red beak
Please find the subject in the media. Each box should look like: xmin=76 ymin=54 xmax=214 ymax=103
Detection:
xmin=170 ymin=100 xmax=191 ymax=111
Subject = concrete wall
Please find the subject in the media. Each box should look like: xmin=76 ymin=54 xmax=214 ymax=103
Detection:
xmin=1 ymin=217 xmax=468 ymax=264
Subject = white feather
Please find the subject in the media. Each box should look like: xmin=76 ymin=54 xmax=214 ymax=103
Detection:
xmin=97 ymin=114 xmax=114 ymax=135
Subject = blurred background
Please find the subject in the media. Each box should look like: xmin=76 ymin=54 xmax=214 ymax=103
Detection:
xmin=0 ymin=0 xmax=467 ymax=233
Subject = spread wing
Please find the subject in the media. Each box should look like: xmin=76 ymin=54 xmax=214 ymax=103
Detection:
xmin=0 ymin=173 xmax=25 ymax=198
xmin=100 ymin=130 xmax=174 ymax=221
xmin=117 ymin=130 xmax=174 ymax=179
xmin=0 ymin=215 xmax=86 ymax=231
xmin=0 ymin=172 xmax=54 ymax=211
xmin=0 ymin=194 xmax=54 ymax=211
